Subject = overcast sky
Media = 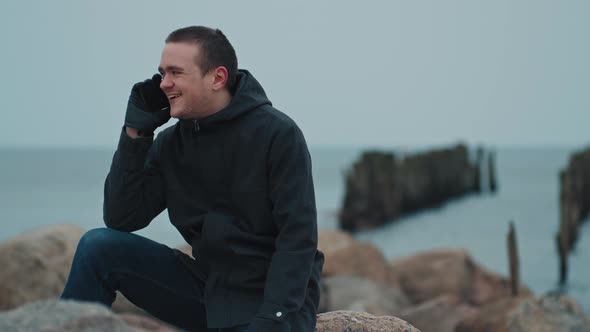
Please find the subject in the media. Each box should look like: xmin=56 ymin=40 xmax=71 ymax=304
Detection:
xmin=1 ymin=1 xmax=588 ymax=148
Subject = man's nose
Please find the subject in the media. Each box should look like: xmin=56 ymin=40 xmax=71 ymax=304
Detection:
xmin=160 ymin=75 xmax=173 ymax=89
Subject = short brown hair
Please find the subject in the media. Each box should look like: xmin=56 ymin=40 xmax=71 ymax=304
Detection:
xmin=166 ymin=26 xmax=238 ymax=90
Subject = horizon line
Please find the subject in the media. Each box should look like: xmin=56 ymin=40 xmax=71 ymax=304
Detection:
xmin=0 ymin=142 xmax=587 ymax=151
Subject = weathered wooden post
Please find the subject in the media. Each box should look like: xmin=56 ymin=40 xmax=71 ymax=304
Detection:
xmin=507 ymin=221 xmax=520 ymax=296
xmin=558 ymin=169 xmax=570 ymax=286
xmin=474 ymin=146 xmax=484 ymax=193
xmin=489 ymin=151 xmax=497 ymax=193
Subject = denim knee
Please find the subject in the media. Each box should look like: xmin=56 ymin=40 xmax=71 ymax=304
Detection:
xmin=76 ymin=228 xmax=122 ymax=262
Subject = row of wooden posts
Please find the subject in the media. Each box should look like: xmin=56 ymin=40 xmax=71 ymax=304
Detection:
xmin=475 ymin=148 xmax=497 ymax=194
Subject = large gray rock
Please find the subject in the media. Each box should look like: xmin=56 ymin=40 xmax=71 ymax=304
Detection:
xmin=316 ymin=310 xmax=420 ymax=332
xmin=0 ymin=224 xmax=85 ymax=310
xmin=322 ymin=275 xmax=410 ymax=315
xmin=0 ymin=299 xmax=179 ymax=332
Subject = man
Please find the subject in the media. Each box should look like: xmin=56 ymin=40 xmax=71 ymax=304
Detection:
xmin=61 ymin=26 xmax=324 ymax=332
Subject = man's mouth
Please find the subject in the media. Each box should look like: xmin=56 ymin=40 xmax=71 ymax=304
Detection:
xmin=167 ymin=93 xmax=181 ymax=101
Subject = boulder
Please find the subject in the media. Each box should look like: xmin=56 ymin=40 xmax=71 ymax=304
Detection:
xmin=507 ymin=294 xmax=590 ymax=332
xmin=112 ymin=292 xmax=150 ymax=316
xmin=321 ymin=275 xmax=410 ymax=315
xmin=118 ymin=313 xmax=180 ymax=331
xmin=323 ymin=241 xmax=392 ymax=284
xmin=0 ymin=224 xmax=85 ymax=310
xmin=398 ymin=295 xmax=476 ymax=332
xmin=455 ymin=296 xmax=525 ymax=332
xmin=456 ymin=294 xmax=590 ymax=332
xmin=470 ymin=260 xmax=530 ymax=306
xmin=318 ymin=230 xmax=355 ymax=255
xmin=175 ymin=244 xmax=193 ymax=258
xmin=316 ymin=310 xmax=421 ymax=332
xmin=388 ymin=249 xmax=530 ymax=306
xmin=0 ymin=299 xmax=180 ymax=331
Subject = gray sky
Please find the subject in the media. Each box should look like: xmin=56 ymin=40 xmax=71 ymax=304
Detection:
xmin=1 ymin=1 xmax=588 ymax=148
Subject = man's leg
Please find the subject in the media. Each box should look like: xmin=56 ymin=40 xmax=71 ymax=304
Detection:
xmin=61 ymin=227 xmax=212 ymax=331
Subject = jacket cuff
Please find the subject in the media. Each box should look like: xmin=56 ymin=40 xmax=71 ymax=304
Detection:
xmin=117 ymin=126 xmax=153 ymax=154
xmin=250 ymin=303 xmax=291 ymax=332
xmin=256 ymin=302 xmax=288 ymax=322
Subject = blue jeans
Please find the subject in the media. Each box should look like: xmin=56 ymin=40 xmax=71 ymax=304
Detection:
xmin=61 ymin=228 xmax=248 ymax=332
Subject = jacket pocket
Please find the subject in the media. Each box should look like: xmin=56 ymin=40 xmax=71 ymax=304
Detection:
xmin=226 ymin=229 xmax=275 ymax=295
xmin=196 ymin=212 xmax=274 ymax=298
xmin=193 ymin=212 xmax=234 ymax=300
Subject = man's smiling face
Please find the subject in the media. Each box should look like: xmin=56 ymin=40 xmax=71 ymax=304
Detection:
xmin=158 ymin=42 xmax=216 ymax=119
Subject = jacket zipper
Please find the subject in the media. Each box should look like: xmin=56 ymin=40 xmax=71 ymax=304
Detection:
xmin=193 ymin=119 xmax=200 ymax=133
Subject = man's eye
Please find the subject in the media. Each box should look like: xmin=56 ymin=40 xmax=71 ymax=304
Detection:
xmin=172 ymin=70 xmax=181 ymax=76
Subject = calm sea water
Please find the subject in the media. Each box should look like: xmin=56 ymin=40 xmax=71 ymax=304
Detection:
xmin=0 ymin=146 xmax=588 ymax=311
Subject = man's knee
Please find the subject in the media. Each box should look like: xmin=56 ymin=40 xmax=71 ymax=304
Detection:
xmin=76 ymin=227 xmax=126 ymax=261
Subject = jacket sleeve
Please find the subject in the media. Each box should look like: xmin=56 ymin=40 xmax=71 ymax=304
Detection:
xmin=250 ymin=122 xmax=318 ymax=330
xmin=103 ymin=127 xmax=166 ymax=232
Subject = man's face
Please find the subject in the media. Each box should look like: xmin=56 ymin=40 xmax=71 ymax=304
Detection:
xmin=158 ymin=42 xmax=215 ymax=119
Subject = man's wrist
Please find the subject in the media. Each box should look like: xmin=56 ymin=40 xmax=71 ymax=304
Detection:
xmin=125 ymin=126 xmax=141 ymax=139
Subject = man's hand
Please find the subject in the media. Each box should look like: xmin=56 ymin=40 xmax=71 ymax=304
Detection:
xmin=124 ymin=74 xmax=171 ymax=137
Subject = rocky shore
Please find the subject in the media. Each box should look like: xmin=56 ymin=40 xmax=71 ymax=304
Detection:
xmin=1 ymin=225 xmax=589 ymax=331
xmin=339 ymin=144 xmax=496 ymax=232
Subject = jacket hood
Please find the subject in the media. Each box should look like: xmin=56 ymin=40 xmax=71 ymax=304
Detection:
xmin=179 ymin=69 xmax=271 ymax=128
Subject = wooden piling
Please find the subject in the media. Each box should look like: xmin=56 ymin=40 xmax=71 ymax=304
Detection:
xmin=507 ymin=221 xmax=520 ymax=296
xmin=489 ymin=151 xmax=497 ymax=193
xmin=475 ymin=146 xmax=484 ymax=193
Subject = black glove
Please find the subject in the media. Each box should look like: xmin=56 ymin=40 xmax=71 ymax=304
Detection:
xmin=124 ymin=74 xmax=171 ymax=136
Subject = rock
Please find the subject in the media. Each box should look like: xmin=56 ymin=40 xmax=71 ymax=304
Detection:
xmin=112 ymin=292 xmax=150 ymax=316
xmin=398 ymin=295 xmax=476 ymax=332
xmin=318 ymin=230 xmax=355 ymax=255
xmin=0 ymin=224 xmax=85 ymax=310
xmin=321 ymin=275 xmax=410 ymax=316
xmin=322 ymin=242 xmax=395 ymax=286
xmin=339 ymin=144 xmax=480 ymax=231
xmin=470 ymin=260 xmax=531 ymax=306
xmin=0 ymin=299 xmax=180 ymax=331
xmin=316 ymin=310 xmax=421 ymax=332
xmin=118 ymin=313 xmax=180 ymax=331
xmin=174 ymin=244 xmax=193 ymax=258
xmin=0 ymin=299 xmax=134 ymax=332
xmin=455 ymin=296 xmax=526 ymax=332
xmin=507 ymin=294 xmax=590 ymax=332
xmin=456 ymin=294 xmax=590 ymax=332
xmin=388 ymin=249 xmax=531 ymax=306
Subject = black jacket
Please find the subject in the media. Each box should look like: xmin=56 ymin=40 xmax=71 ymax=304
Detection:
xmin=104 ymin=70 xmax=324 ymax=331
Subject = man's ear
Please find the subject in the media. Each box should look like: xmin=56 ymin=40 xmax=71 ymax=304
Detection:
xmin=211 ymin=66 xmax=228 ymax=91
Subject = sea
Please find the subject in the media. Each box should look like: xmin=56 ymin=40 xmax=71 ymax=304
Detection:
xmin=0 ymin=146 xmax=588 ymax=312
